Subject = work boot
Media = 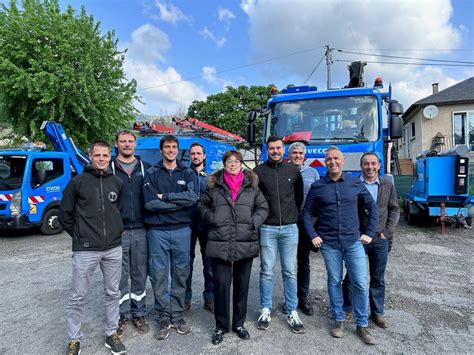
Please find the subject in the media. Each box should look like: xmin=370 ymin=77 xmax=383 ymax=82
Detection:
xmin=371 ymin=314 xmax=389 ymax=329
xmin=298 ymin=299 xmax=314 ymax=316
xmin=66 ymin=340 xmax=80 ymax=355
xmin=204 ymin=302 xmax=215 ymax=314
xmin=132 ymin=316 xmax=149 ymax=334
xmin=356 ymin=326 xmax=376 ymax=345
xmin=117 ymin=316 xmax=128 ymax=337
xmin=330 ymin=321 xmax=347 ymax=338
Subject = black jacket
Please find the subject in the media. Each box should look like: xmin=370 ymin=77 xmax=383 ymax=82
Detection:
xmin=59 ymin=165 xmax=124 ymax=252
xmin=111 ymin=157 xmax=151 ymax=229
xmin=143 ymin=160 xmax=199 ymax=229
xmin=253 ymin=160 xmax=303 ymax=226
xmin=198 ymin=169 xmax=269 ymax=262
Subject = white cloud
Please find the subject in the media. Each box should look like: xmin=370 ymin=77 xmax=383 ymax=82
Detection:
xmin=152 ymin=0 xmax=189 ymax=24
xmin=218 ymin=7 xmax=236 ymax=30
xmin=202 ymin=66 xmax=234 ymax=89
xmin=240 ymin=0 xmax=464 ymax=108
xmin=121 ymin=24 xmax=207 ymax=114
xmin=200 ymin=26 xmax=227 ymax=48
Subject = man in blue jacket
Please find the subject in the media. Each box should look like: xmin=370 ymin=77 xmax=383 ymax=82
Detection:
xmin=112 ymin=129 xmax=151 ymax=336
xmin=303 ymin=146 xmax=378 ymax=345
xmin=143 ymin=135 xmax=199 ymax=341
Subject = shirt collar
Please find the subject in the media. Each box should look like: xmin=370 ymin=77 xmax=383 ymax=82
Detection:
xmin=360 ymin=174 xmax=380 ymax=185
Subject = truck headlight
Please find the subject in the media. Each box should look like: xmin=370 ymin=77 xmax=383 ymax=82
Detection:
xmin=10 ymin=191 xmax=21 ymax=216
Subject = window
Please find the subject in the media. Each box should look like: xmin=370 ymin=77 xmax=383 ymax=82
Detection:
xmin=453 ymin=111 xmax=474 ymax=150
xmin=30 ymin=158 xmax=64 ymax=188
xmin=410 ymin=122 xmax=416 ymax=139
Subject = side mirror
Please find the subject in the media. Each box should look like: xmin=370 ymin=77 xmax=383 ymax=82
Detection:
xmin=246 ymin=110 xmax=258 ymax=144
xmin=390 ymin=115 xmax=403 ymax=139
xmin=390 ymin=101 xmax=404 ymax=115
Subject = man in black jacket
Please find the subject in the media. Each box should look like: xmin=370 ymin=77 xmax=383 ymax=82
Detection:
xmin=253 ymin=136 xmax=305 ymax=334
xmin=59 ymin=140 xmax=126 ymax=355
xmin=112 ymin=130 xmax=151 ymax=336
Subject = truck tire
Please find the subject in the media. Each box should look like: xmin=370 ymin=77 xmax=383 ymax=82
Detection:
xmin=40 ymin=209 xmax=63 ymax=235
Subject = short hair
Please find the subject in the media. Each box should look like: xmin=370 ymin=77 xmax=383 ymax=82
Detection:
xmin=288 ymin=141 xmax=306 ymax=154
xmin=266 ymin=135 xmax=283 ymax=145
xmin=222 ymin=150 xmax=243 ymax=164
xmin=325 ymin=146 xmax=341 ymax=157
xmin=115 ymin=129 xmax=136 ymax=142
xmin=360 ymin=152 xmax=381 ymax=165
xmin=190 ymin=142 xmax=205 ymax=154
xmin=159 ymin=135 xmax=179 ymax=150
xmin=89 ymin=140 xmax=110 ymax=154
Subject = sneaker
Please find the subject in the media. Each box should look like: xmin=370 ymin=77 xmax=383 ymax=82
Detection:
xmin=117 ymin=316 xmax=128 ymax=337
xmin=171 ymin=318 xmax=191 ymax=335
xmin=256 ymin=308 xmax=271 ymax=330
xmin=104 ymin=332 xmax=127 ymax=354
xmin=154 ymin=320 xmax=170 ymax=341
xmin=66 ymin=341 xmax=81 ymax=355
xmin=132 ymin=316 xmax=149 ymax=334
xmin=287 ymin=311 xmax=305 ymax=334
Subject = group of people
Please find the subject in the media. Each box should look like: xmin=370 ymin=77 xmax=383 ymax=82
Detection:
xmin=58 ymin=132 xmax=399 ymax=355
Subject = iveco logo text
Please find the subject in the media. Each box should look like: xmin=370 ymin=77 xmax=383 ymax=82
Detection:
xmin=306 ymin=148 xmax=327 ymax=154
xmin=46 ymin=186 xmax=60 ymax=192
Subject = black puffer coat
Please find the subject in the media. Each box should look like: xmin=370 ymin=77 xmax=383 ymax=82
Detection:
xmin=198 ymin=169 xmax=269 ymax=262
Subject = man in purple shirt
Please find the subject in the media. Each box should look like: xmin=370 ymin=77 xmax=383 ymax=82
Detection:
xmin=303 ymin=147 xmax=378 ymax=345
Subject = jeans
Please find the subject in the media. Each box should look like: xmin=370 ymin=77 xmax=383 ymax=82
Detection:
xmin=66 ymin=246 xmax=122 ymax=341
xmin=259 ymin=224 xmax=298 ymax=313
xmin=119 ymin=228 xmax=148 ymax=319
xmin=342 ymin=238 xmax=389 ymax=317
xmin=148 ymin=227 xmax=191 ymax=323
xmin=320 ymin=241 xmax=368 ymax=327
xmin=185 ymin=226 xmax=214 ymax=305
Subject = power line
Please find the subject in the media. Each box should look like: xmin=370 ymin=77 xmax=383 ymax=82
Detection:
xmin=335 ymin=59 xmax=474 ymax=67
xmin=303 ymin=53 xmax=325 ymax=85
xmin=341 ymin=48 xmax=474 ymax=52
xmin=338 ymin=49 xmax=474 ymax=64
xmin=137 ymin=45 xmax=325 ymax=92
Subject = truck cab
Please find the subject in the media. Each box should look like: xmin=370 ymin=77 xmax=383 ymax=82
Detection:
xmin=0 ymin=149 xmax=72 ymax=234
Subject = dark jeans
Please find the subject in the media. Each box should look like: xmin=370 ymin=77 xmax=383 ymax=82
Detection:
xmin=148 ymin=227 xmax=191 ymax=323
xmin=119 ymin=228 xmax=148 ymax=319
xmin=296 ymin=221 xmax=311 ymax=301
xmin=185 ymin=227 xmax=214 ymax=304
xmin=342 ymin=238 xmax=389 ymax=316
xmin=212 ymin=257 xmax=253 ymax=332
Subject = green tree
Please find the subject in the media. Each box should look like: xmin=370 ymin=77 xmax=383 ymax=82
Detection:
xmin=0 ymin=0 xmax=138 ymax=147
xmin=187 ymin=85 xmax=272 ymax=143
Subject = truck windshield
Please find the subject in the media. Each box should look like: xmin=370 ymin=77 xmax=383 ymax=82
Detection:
xmin=270 ymin=96 xmax=379 ymax=144
xmin=0 ymin=155 xmax=27 ymax=190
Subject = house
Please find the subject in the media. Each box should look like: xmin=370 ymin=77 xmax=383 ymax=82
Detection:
xmin=398 ymin=77 xmax=474 ymax=170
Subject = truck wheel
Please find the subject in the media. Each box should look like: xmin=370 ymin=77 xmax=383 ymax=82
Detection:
xmin=40 ymin=209 xmax=63 ymax=235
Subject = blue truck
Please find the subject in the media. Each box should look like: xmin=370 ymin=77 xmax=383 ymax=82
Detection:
xmin=246 ymin=62 xmax=404 ymax=177
xmin=0 ymin=120 xmax=235 ymax=235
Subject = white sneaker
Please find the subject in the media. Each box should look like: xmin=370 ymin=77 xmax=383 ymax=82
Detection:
xmin=256 ymin=307 xmax=271 ymax=330
xmin=288 ymin=310 xmax=305 ymax=334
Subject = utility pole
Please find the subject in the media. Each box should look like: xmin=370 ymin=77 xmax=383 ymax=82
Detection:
xmin=325 ymin=45 xmax=334 ymax=90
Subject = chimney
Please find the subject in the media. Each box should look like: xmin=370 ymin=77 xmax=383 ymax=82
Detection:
xmin=432 ymin=83 xmax=439 ymax=94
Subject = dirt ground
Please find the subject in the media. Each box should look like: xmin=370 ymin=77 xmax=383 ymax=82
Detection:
xmin=0 ymin=217 xmax=473 ymax=354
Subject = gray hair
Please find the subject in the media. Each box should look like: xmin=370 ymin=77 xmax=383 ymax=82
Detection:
xmin=324 ymin=146 xmax=342 ymax=158
xmin=288 ymin=141 xmax=307 ymax=154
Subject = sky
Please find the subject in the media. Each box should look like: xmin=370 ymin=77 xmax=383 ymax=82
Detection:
xmin=50 ymin=0 xmax=474 ymax=115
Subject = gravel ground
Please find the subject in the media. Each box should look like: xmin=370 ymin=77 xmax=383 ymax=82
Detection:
xmin=0 ymin=218 xmax=473 ymax=354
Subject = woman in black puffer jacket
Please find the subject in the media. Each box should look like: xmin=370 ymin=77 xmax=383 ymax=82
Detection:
xmin=198 ymin=150 xmax=269 ymax=345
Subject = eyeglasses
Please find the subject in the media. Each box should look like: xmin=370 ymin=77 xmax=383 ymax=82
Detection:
xmin=225 ymin=159 xmax=241 ymax=165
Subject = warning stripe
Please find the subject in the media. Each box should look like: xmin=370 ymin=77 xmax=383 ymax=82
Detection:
xmin=28 ymin=196 xmax=45 ymax=204
xmin=0 ymin=194 xmax=13 ymax=201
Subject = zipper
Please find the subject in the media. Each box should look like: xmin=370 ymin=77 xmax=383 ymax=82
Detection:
xmin=100 ymin=176 xmax=106 ymax=249
xmin=129 ymin=173 xmax=133 ymax=228
xmin=276 ymin=163 xmax=281 ymax=226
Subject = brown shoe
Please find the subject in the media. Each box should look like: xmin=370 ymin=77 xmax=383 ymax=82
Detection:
xmin=330 ymin=321 xmax=347 ymax=338
xmin=117 ymin=316 xmax=128 ymax=337
xmin=132 ymin=316 xmax=150 ymax=334
xmin=204 ymin=302 xmax=215 ymax=314
xmin=356 ymin=326 xmax=376 ymax=345
xmin=371 ymin=315 xmax=388 ymax=329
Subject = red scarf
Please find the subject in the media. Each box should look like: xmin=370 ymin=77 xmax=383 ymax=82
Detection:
xmin=223 ymin=170 xmax=244 ymax=202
